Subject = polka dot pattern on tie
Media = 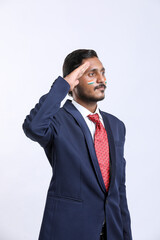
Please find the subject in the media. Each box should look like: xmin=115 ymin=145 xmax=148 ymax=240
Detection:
xmin=88 ymin=113 xmax=110 ymax=191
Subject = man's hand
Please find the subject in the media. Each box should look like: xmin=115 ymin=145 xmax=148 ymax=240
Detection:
xmin=64 ymin=62 xmax=90 ymax=91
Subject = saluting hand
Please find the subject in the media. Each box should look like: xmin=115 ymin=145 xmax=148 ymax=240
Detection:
xmin=64 ymin=62 xmax=90 ymax=91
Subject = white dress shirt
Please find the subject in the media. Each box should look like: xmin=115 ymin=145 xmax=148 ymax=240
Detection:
xmin=72 ymin=99 xmax=105 ymax=139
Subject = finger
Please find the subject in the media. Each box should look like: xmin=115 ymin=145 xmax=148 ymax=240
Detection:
xmin=77 ymin=62 xmax=90 ymax=78
xmin=80 ymin=62 xmax=90 ymax=73
xmin=73 ymin=62 xmax=90 ymax=76
xmin=75 ymin=79 xmax=79 ymax=86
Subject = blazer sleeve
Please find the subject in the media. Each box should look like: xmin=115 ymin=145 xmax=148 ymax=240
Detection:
xmin=22 ymin=76 xmax=70 ymax=148
xmin=119 ymin=123 xmax=133 ymax=240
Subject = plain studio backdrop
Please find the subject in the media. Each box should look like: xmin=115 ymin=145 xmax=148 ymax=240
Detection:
xmin=0 ymin=0 xmax=160 ymax=239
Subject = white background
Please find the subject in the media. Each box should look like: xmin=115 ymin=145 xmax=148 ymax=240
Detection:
xmin=0 ymin=0 xmax=160 ymax=239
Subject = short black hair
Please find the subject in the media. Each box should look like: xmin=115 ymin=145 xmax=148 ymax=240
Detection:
xmin=62 ymin=49 xmax=98 ymax=78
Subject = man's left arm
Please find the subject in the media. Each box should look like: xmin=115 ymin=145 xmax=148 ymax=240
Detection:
xmin=119 ymin=122 xmax=133 ymax=240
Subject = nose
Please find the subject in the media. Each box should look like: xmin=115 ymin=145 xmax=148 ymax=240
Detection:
xmin=96 ymin=73 xmax=105 ymax=84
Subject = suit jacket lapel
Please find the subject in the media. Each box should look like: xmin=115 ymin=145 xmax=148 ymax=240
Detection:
xmin=100 ymin=110 xmax=116 ymax=191
xmin=63 ymin=100 xmax=106 ymax=193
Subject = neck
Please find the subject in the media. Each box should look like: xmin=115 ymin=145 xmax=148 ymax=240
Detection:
xmin=73 ymin=98 xmax=97 ymax=113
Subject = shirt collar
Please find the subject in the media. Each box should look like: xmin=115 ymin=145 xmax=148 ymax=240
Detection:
xmin=72 ymin=99 xmax=103 ymax=120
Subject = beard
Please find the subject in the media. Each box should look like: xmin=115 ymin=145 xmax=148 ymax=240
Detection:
xmin=75 ymin=84 xmax=105 ymax=103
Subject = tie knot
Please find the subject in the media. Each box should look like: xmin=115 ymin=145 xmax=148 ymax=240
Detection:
xmin=88 ymin=113 xmax=100 ymax=125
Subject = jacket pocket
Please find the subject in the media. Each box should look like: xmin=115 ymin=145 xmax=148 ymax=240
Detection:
xmin=47 ymin=192 xmax=83 ymax=203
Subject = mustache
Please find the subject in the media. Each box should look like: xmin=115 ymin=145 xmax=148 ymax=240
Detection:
xmin=94 ymin=83 xmax=106 ymax=90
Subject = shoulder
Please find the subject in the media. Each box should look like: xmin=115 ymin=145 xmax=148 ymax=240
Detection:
xmin=100 ymin=110 xmax=126 ymax=139
xmin=100 ymin=110 xmax=125 ymax=126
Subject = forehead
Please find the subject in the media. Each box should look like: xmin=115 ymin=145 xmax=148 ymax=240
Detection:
xmin=82 ymin=57 xmax=104 ymax=71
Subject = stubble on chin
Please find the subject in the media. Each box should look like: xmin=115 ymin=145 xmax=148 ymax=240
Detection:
xmin=79 ymin=92 xmax=105 ymax=103
xmin=75 ymin=84 xmax=105 ymax=103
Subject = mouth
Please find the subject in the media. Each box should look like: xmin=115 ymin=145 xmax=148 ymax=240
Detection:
xmin=95 ymin=85 xmax=106 ymax=91
xmin=97 ymin=86 xmax=105 ymax=90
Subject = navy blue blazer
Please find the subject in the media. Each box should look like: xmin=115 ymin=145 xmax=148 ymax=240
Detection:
xmin=23 ymin=76 xmax=132 ymax=240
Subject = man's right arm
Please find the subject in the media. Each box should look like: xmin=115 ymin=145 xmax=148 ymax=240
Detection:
xmin=22 ymin=62 xmax=90 ymax=148
xmin=22 ymin=76 xmax=70 ymax=148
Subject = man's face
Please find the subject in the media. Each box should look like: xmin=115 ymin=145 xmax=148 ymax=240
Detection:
xmin=72 ymin=57 xmax=107 ymax=103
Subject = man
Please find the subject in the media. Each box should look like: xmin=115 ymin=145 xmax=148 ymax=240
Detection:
xmin=22 ymin=49 xmax=132 ymax=240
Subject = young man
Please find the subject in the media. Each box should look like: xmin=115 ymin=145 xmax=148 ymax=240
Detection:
xmin=23 ymin=49 xmax=132 ymax=240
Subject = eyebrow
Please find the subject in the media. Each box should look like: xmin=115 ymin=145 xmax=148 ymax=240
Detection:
xmin=87 ymin=67 xmax=105 ymax=72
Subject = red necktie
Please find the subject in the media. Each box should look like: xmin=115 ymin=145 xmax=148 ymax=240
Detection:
xmin=88 ymin=113 xmax=110 ymax=191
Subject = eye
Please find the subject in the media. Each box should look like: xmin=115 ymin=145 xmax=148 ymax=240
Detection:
xmin=102 ymin=71 xmax=105 ymax=76
xmin=88 ymin=72 xmax=95 ymax=77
